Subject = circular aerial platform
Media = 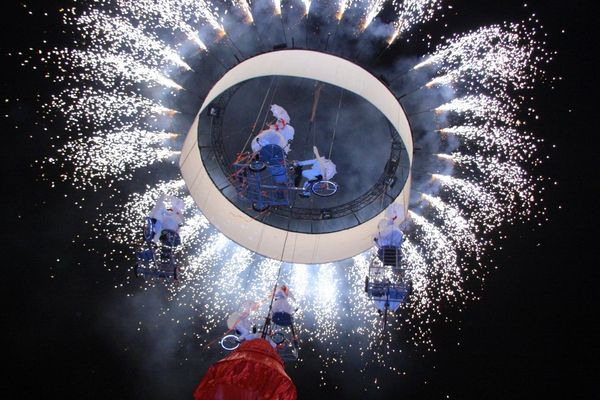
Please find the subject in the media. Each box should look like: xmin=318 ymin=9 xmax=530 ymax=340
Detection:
xmin=180 ymin=50 xmax=413 ymax=264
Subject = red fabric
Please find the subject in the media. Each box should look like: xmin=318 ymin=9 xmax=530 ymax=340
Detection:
xmin=194 ymin=339 xmax=297 ymax=400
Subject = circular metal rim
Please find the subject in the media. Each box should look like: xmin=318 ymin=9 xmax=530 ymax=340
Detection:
xmin=311 ymin=180 xmax=339 ymax=197
xmin=220 ymin=334 xmax=241 ymax=351
xmin=180 ymin=49 xmax=413 ymax=264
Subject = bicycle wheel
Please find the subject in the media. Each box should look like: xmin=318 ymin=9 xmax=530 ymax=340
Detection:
xmin=220 ymin=334 xmax=241 ymax=351
xmin=252 ymin=202 xmax=269 ymax=212
xmin=249 ymin=160 xmax=266 ymax=172
xmin=311 ymin=180 xmax=338 ymax=197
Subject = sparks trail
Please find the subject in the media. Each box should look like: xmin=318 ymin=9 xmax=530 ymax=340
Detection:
xmin=34 ymin=0 xmax=552 ymax=384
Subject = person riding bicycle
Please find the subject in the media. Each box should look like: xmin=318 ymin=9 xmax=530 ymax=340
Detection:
xmin=148 ymin=194 xmax=184 ymax=245
xmin=374 ymin=218 xmax=404 ymax=248
xmin=228 ymin=312 xmax=259 ymax=342
xmin=271 ymin=285 xmax=296 ymax=326
xmin=251 ymin=104 xmax=295 ymax=156
xmin=293 ymin=147 xmax=337 ymax=197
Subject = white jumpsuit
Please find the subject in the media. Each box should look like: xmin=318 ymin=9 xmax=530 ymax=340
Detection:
xmin=251 ymin=129 xmax=288 ymax=154
xmin=296 ymin=159 xmax=322 ymax=181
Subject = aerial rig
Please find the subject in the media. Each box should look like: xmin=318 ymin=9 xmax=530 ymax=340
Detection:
xmin=180 ymin=49 xmax=413 ymax=264
xmin=178 ymin=49 xmax=414 ymax=398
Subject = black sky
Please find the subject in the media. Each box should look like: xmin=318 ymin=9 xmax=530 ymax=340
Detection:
xmin=1 ymin=0 xmax=597 ymax=399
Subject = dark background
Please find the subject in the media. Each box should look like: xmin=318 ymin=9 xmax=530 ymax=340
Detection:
xmin=1 ymin=0 xmax=596 ymax=398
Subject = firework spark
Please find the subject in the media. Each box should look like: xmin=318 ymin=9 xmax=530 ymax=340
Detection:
xmin=360 ymin=0 xmax=386 ymax=32
xmin=388 ymin=0 xmax=443 ymax=44
xmin=232 ymin=0 xmax=254 ymax=23
xmin=335 ymin=0 xmax=353 ymax=21
xmin=29 ymin=0 xmax=551 ymax=387
xmin=419 ymin=22 xmax=550 ymax=102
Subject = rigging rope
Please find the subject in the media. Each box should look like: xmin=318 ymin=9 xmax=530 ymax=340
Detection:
xmin=260 ymin=260 xmax=286 ymax=338
xmin=328 ymin=88 xmax=344 ymax=159
xmin=262 ymin=77 xmax=281 ymax=129
xmin=241 ymin=76 xmax=277 ymax=153
xmin=259 ymin=230 xmax=292 ymax=339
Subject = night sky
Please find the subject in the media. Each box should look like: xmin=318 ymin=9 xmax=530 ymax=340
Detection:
xmin=2 ymin=0 xmax=597 ymax=399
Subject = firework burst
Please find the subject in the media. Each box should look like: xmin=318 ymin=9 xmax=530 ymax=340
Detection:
xmin=27 ymin=0 xmax=553 ymax=388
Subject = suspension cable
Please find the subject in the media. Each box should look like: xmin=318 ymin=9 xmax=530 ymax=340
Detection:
xmin=241 ymin=77 xmax=277 ymax=153
xmin=262 ymin=77 xmax=281 ymax=128
xmin=328 ymin=88 xmax=344 ymax=159
xmin=260 ymin=230 xmax=291 ymax=338
xmin=261 ymin=261 xmax=285 ymax=338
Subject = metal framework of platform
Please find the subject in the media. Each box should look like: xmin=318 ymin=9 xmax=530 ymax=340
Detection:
xmin=205 ymin=86 xmax=407 ymax=228
xmin=180 ymin=50 xmax=413 ymax=264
